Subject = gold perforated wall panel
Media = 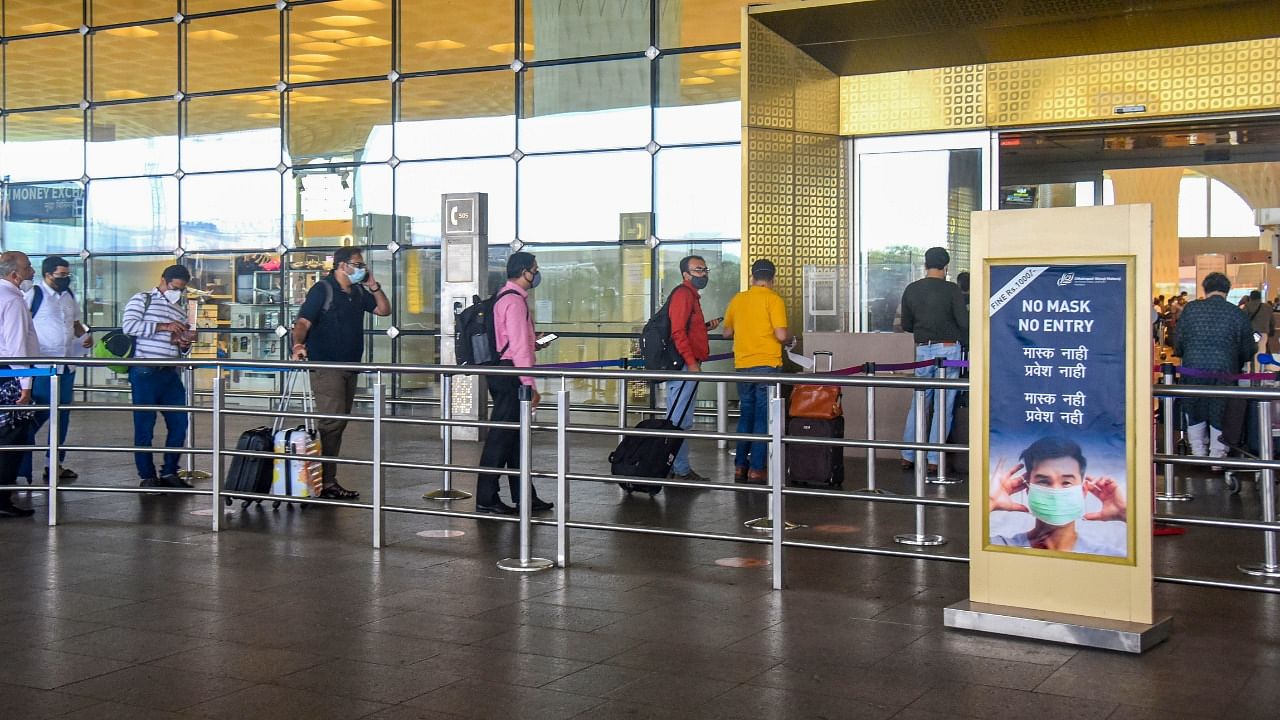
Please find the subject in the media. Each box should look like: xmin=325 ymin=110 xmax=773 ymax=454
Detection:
xmin=841 ymin=65 xmax=986 ymax=135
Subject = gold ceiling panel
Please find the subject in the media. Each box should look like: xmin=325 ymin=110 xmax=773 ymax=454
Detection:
xmin=91 ymin=99 xmax=177 ymax=143
xmin=92 ymin=22 xmax=179 ymax=101
xmin=184 ymin=91 xmax=281 ymax=140
xmin=288 ymin=0 xmax=392 ymax=81
xmin=91 ymin=0 xmax=176 ymax=27
xmin=400 ymin=0 xmax=516 ymax=72
xmin=186 ymin=10 xmax=280 ymax=93
xmin=4 ymin=107 xmax=83 ymax=143
xmin=5 ymin=33 xmax=83 ymax=109
xmin=658 ymin=0 xmax=783 ymax=49
xmin=657 ymin=51 xmax=741 ymax=110
xmin=4 ymin=0 xmax=81 ymax=36
xmin=400 ymin=71 xmax=513 ymax=122
xmin=287 ymin=79 xmax=390 ymax=161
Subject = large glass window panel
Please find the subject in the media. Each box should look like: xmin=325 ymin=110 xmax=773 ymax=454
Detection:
xmin=395 ymin=158 xmax=516 ymax=247
xmin=655 ymin=52 xmax=741 ymax=145
xmin=519 ymin=151 xmax=650 ymax=243
xmin=5 ymin=1 xmax=81 ymax=36
xmin=87 ymin=176 xmax=179 ymax=252
xmin=287 ymin=80 xmax=391 ymax=162
xmin=3 ymin=182 xmax=85 ymax=255
xmin=186 ymin=10 xmax=281 ymax=93
xmin=397 ymin=335 xmax=439 ymax=393
xmin=5 ymin=34 xmax=84 ymax=108
xmin=1210 ymin=179 xmax=1258 ymax=237
xmin=521 ymin=60 xmax=651 ymax=153
xmin=364 ymin=248 xmax=393 ymax=332
xmin=91 ymin=1 xmax=174 ymax=25
xmin=523 ymin=0 xmax=650 ymax=61
xmin=181 ymin=171 xmax=283 ymax=251
xmin=87 ymin=101 xmax=179 ymax=177
xmin=288 ymin=0 xmax=392 ymax=81
xmin=1178 ymin=176 xmax=1208 ymax=237
xmin=85 ymin=254 xmax=175 ymax=328
xmin=657 ymin=0 xmax=774 ymax=49
xmin=395 ymin=248 xmax=440 ymax=331
xmin=290 ymin=163 xmax=391 ymax=248
xmin=283 ymin=249 xmax=331 ymax=309
xmin=524 ymin=244 xmax=650 ymax=328
xmin=655 ymin=145 xmax=740 ymax=240
xmin=352 ymin=163 xmax=393 ymax=241
xmin=182 ymin=92 xmax=282 ymax=172
xmin=2 ymin=109 xmax=85 ymax=182
xmin=400 ymin=0 xmax=514 ymax=72
xmin=397 ymin=72 xmax=515 ymax=160
xmin=92 ymin=24 xmax=179 ymax=101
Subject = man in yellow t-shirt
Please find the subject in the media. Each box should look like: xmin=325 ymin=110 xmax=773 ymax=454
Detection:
xmin=722 ymin=258 xmax=793 ymax=484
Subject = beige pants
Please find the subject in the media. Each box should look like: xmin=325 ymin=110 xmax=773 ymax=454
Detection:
xmin=309 ymin=369 xmax=357 ymax=487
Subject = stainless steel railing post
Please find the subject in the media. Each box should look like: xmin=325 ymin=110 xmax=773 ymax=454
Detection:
xmin=556 ymin=385 xmax=570 ymax=568
xmin=927 ymin=359 xmax=959 ymax=486
xmin=770 ymin=390 xmax=786 ymax=590
xmin=372 ymin=374 xmax=385 ymax=549
xmin=47 ymin=371 xmax=60 ymax=527
xmin=1156 ymin=364 xmax=1192 ymax=502
xmin=896 ymin=388 xmax=945 ymax=546
xmin=746 ymin=383 xmax=797 ymax=533
xmin=178 ymin=366 xmax=211 ymax=482
xmin=716 ymin=380 xmax=728 ymax=451
xmin=210 ymin=372 xmax=223 ymax=532
xmin=862 ymin=362 xmax=881 ymax=494
xmin=1239 ymin=398 xmax=1280 ymax=577
xmin=498 ymin=384 xmax=553 ymax=572
xmin=424 ymin=372 xmax=471 ymax=501
xmin=617 ymin=374 xmax=628 ymax=445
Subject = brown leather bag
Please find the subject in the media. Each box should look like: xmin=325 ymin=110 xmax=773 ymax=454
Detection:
xmin=788 ymin=384 xmax=842 ymax=420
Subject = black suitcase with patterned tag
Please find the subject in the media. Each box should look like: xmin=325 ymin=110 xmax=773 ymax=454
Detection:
xmin=786 ymin=416 xmax=845 ymax=487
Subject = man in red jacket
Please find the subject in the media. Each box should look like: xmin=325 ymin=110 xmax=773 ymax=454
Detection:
xmin=665 ymin=255 xmax=721 ymax=481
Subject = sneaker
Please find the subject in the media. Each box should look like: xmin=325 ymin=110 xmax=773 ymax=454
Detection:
xmin=139 ymin=478 xmax=164 ymax=495
xmin=476 ymin=500 xmax=518 ymax=515
xmin=160 ymin=473 xmax=194 ymax=489
xmin=0 ymin=503 xmax=35 ymax=518
xmin=671 ymin=469 xmax=708 ymax=482
xmin=43 ymin=468 xmax=78 ymax=484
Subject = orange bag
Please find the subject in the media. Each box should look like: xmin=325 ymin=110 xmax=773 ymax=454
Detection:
xmin=789 ymin=384 xmax=842 ymax=420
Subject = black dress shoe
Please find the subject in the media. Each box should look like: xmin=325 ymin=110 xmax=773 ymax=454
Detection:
xmin=524 ymin=498 xmax=554 ymax=513
xmin=476 ymin=500 xmax=518 ymax=515
xmin=0 ymin=504 xmax=35 ymax=518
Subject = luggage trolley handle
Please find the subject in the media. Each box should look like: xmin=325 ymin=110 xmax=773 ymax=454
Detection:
xmin=271 ymin=368 xmax=317 ymax=435
xmin=813 ymin=350 xmax=834 ymax=374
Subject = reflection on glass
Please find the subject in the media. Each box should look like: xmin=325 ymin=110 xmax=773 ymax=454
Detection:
xmin=91 ymin=0 xmax=173 ymax=25
xmin=87 ymin=101 xmax=179 ymax=178
xmin=6 ymin=34 xmax=83 ymax=108
xmin=525 ymin=244 xmax=650 ymax=327
xmin=1210 ymin=177 xmax=1258 ymax=237
xmin=655 ymin=52 xmax=741 ymax=145
xmin=519 ymin=151 xmax=650 ymax=243
xmin=182 ymin=93 xmax=282 ymax=172
xmin=397 ymin=335 xmax=439 ymax=393
xmin=287 ymin=80 xmax=391 ymax=162
xmin=397 ymin=72 xmax=515 ymax=160
xmin=522 ymin=60 xmax=651 ymax=153
xmin=186 ymin=10 xmax=280 ymax=93
xmin=3 ymin=182 xmax=85 ymax=255
xmin=401 ymin=0 xmax=514 ymax=71
xmin=655 ymin=146 xmax=740 ymax=239
xmin=288 ymin=0 xmax=392 ymax=81
xmin=396 ymin=248 xmax=440 ymax=331
xmin=92 ymin=24 xmax=178 ymax=100
xmin=5 ymin=0 xmax=81 ymax=37
xmin=657 ymin=0 xmax=770 ymax=48
xmin=87 ymin=177 xmax=179 ymax=253
xmin=85 ymin=254 xmax=174 ymax=327
xmin=524 ymin=0 xmax=650 ymax=61
xmin=181 ymin=172 xmax=282 ymax=251
xmin=395 ymin=159 xmax=516 ymax=246
xmin=2 ymin=109 xmax=85 ymax=182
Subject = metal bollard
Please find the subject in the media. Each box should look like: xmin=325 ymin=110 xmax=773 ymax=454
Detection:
xmin=746 ymin=384 xmax=798 ymax=533
xmin=424 ymin=373 xmax=472 ymax=501
xmin=895 ymin=389 xmax=946 ymax=546
xmin=927 ymin=359 xmax=959 ymax=486
xmin=498 ymin=384 xmax=553 ymax=572
xmin=179 ymin=366 xmax=211 ymax=482
xmin=717 ymin=380 xmax=728 ymax=450
xmin=47 ymin=371 xmax=60 ymax=527
xmin=862 ymin=362 xmax=882 ymax=494
xmin=1239 ymin=399 xmax=1280 ymax=577
xmin=617 ymin=375 xmax=628 ymax=445
xmin=770 ymin=391 xmax=786 ymax=590
xmin=1156 ymin=364 xmax=1192 ymax=502
xmin=556 ymin=386 xmax=570 ymax=568
xmin=210 ymin=373 xmax=223 ymax=532
xmin=372 ymin=375 xmax=385 ymax=549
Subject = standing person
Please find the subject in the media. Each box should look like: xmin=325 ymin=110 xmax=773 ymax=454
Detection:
xmin=291 ymin=247 xmax=391 ymax=499
xmin=123 ymin=265 xmax=196 ymax=490
xmin=898 ymin=246 xmax=967 ymax=471
xmin=664 ymin=255 xmax=721 ymax=482
xmin=1173 ymin=272 xmax=1255 ymax=462
xmin=474 ymin=252 xmax=553 ymax=514
xmin=722 ymin=258 xmax=792 ymax=484
xmin=20 ymin=256 xmax=91 ymax=485
xmin=0 ymin=252 xmax=39 ymax=517
xmin=1243 ymin=290 xmax=1274 ymax=357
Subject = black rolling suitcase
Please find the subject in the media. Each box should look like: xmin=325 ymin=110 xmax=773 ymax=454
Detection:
xmin=786 ymin=351 xmax=845 ymax=487
xmin=609 ymin=387 xmax=696 ymax=496
xmin=224 ymin=427 xmax=274 ymax=507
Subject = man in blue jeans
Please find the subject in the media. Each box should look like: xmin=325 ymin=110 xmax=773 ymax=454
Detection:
xmin=664 ymin=255 xmax=721 ymax=482
xmin=898 ymin=247 xmax=968 ymax=470
xmin=122 ymin=265 xmax=195 ymax=489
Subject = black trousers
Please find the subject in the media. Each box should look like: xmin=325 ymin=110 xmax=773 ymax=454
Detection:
xmin=475 ymin=373 xmax=542 ymax=506
xmin=0 ymin=420 xmax=29 ymax=506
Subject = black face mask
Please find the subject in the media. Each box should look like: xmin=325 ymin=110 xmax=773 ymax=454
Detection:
xmin=50 ymin=277 xmax=71 ymax=293
xmin=690 ymin=275 xmax=709 ymax=290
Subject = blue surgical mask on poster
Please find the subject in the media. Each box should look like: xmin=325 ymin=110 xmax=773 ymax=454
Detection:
xmin=347 ymin=266 xmax=367 ymax=284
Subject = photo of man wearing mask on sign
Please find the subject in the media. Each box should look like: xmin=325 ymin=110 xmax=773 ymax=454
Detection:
xmin=988 ymin=435 xmax=1127 ymax=558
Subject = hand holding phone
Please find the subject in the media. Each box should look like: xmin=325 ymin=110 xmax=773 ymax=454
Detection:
xmin=535 ymin=333 xmax=558 ymax=348
xmin=705 ymin=317 xmax=723 ymax=331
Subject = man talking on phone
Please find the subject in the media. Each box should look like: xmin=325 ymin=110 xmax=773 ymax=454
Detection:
xmin=664 ymin=255 xmax=720 ymax=482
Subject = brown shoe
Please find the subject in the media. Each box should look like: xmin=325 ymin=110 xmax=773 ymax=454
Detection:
xmin=734 ymin=466 xmax=749 ymax=482
xmin=900 ymin=460 xmax=914 ymax=470
xmin=927 ymin=464 xmax=938 ymax=474
xmin=746 ymin=469 xmax=768 ymax=485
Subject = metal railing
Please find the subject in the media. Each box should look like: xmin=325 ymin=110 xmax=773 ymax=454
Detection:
xmin=1 ymin=356 xmax=1277 ymax=595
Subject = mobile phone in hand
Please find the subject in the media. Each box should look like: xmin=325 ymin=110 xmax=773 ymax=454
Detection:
xmin=535 ymin=333 xmax=558 ymax=347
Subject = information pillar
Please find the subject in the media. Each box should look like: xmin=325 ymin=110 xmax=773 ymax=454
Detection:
xmin=439 ymin=193 xmax=488 ymax=442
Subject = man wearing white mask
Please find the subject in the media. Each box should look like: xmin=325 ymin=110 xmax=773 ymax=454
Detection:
xmin=988 ymin=435 xmax=1126 ymax=557
xmin=123 ymin=264 xmax=195 ymax=490
xmin=0 ymin=251 xmax=40 ymax=517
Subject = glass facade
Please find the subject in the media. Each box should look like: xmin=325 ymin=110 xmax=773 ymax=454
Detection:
xmin=1 ymin=0 xmax=759 ymax=398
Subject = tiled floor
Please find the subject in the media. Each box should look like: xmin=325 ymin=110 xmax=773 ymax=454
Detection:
xmin=0 ymin=407 xmax=1277 ymax=719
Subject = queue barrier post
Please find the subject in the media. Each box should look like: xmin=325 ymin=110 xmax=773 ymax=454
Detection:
xmin=47 ymin=371 xmax=60 ymax=527
xmin=210 ymin=372 xmax=223 ymax=532
xmin=372 ymin=373 xmax=386 ymax=549
xmin=716 ymin=379 xmax=728 ymax=451
xmin=770 ymin=389 xmax=786 ymax=590
xmin=423 ymin=372 xmax=472 ymax=501
xmin=861 ymin=362 xmax=882 ymax=494
xmin=179 ymin=366 xmax=211 ymax=483
xmin=1239 ymin=398 xmax=1280 ymax=578
xmin=556 ymin=385 xmax=570 ymax=568
xmin=746 ymin=383 xmax=799 ymax=533
xmin=498 ymin=384 xmax=553 ymax=573
xmin=927 ymin=358 xmax=959 ymax=486
xmin=1156 ymin=364 xmax=1192 ymax=502
xmin=896 ymin=388 xmax=946 ymax=546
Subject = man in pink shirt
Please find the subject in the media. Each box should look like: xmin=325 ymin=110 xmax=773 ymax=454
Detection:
xmin=475 ymin=252 xmax=553 ymax=515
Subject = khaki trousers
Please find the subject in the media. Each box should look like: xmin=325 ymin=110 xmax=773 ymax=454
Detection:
xmin=309 ymin=369 xmax=357 ymax=487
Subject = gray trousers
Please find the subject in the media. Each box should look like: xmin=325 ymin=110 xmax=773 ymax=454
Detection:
xmin=309 ymin=369 xmax=357 ymax=487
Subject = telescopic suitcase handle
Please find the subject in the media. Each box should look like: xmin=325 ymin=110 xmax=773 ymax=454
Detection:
xmin=813 ymin=350 xmax=833 ymax=374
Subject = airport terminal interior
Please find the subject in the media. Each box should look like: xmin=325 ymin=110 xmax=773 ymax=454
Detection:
xmin=1 ymin=0 xmax=1280 ymax=718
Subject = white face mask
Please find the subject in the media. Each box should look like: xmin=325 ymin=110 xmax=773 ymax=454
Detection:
xmin=18 ymin=279 xmax=33 ymax=292
xmin=164 ymin=289 xmax=183 ymax=304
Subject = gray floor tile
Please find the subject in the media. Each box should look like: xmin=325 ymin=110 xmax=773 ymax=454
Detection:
xmin=0 ymin=646 xmax=133 ymax=690
xmin=405 ymin=679 xmax=603 ymax=719
xmin=481 ymin=625 xmax=644 ymax=663
xmin=277 ymin=658 xmax=462 ymax=704
xmin=409 ymin=645 xmax=592 ymax=688
xmin=1035 ymin=665 xmax=1244 ymax=717
xmin=909 ymin=682 xmax=1116 ymax=720
xmin=59 ymin=701 xmax=190 ymax=720
xmin=604 ymin=642 xmax=782 ymax=683
xmin=0 ymin=614 xmax=111 ymax=648
xmin=148 ymin=640 xmax=331 ymax=682
xmin=286 ymin=628 xmax=463 ymax=667
xmin=183 ymin=684 xmax=390 ymax=720
xmin=361 ymin=610 xmax=511 ymax=645
xmin=603 ymin=670 xmax=738 ymax=710
xmin=58 ymin=664 xmax=253 ymax=712
xmin=702 ymin=684 xmax=898 ymax=720
xmin=45 ymin=626 xmax=214 ymax=664
xmin=0 ymin=681 xmax=100 ymax=719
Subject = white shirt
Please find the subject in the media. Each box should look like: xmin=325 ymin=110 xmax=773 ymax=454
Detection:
xmin=0 ymin=280 xmax=40 ymax=389
xmin=25 ymin=280 xmax=85 ymax=362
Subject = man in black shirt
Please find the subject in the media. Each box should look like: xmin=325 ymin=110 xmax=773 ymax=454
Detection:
xmin=291 ymin=247 xmax=391 ymax=499
xmin=899 ymin=247 xmax=968 ymax=470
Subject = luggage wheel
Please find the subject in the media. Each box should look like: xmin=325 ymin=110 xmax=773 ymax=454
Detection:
xmin=1225 ymin=473 xmax=1242 ymax=495
xmin=272 ymin=500 xmax=282 ymax=510
xmin=224 ymin=497 xmax=233 ymax=507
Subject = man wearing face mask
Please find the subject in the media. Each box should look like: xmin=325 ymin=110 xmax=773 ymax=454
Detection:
xmin=122 ymin=264 xmax=195 ymax=490
xmin=291 ymin=247 xmax=391 ymax=499
xmin=0 ymin=251 xmax=40 ymax=517
xmin=664 ymin=255 xmax=720 ymax=482
xmin=988 ymin=435 xmax=1126 ymax=557
xmin=19 ymin=256 xmax=91 ymax=485
xmin=474 ymin=252 xmax=553 ymax=515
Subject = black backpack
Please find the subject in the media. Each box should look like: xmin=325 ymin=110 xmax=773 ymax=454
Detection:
xmin=455 ymin=289 xmax=521 ymax=366
xmin=639 ymin=285 xmax=694 ymax=374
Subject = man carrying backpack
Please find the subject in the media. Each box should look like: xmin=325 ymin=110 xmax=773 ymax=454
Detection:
xmin=19 ymin=256 xmax=91 ymax=485
xmin=291 ymin=247 xmax=391 ymax=500
xmin=474 ymin=252 xmax=553 ymax=515
xmin=664 ymin=255 xmax=720 ymax=482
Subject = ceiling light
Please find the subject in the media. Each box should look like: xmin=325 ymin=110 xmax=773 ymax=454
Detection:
xmin=330 ymin=0 xmax=386 ymax=9
xmin=680 ymin=77 xmax=714 ymax=86
xmin=340 ymin=36 xmax=391 ymax=48
xmin=289 ymin=64 xmax=327 ymax=73
xmin=306 ymin=29 xmax=359 ymax=40
xmin=248 ymin=112 xmax=280 ymax=119
xmin=415 ymin=39 xmax=465 ymax=50
xmin=256 ymin=98 xmax=280 ymax=106
xmin=350 ymin=97 xmax=389 ymax=105
xmin=104 ymin=89 xmax=148 ymax=100
xmin=720 ymin=58 xmax=741 ymax=68
xmin=21 ymin=23 xmax=73 ymax=33
xmin=698 ymin=50 xmax=740 ymax=61
xmin=266 ymin=33 xmax=311 ymax=43
xmin=188 ymin=29 xmax=239 ymax=41
xmin=313 ymin=15 xmax=375 ymax=27
xmin=233 ymin=93 xmax=274 ymax=101
xmin=102 ymin=26 xmax=160 ymax=38
xmin=288 ymin=74 xmax=322 ymax=82
xmin=290 ymin=54 xmax=340 ymax=63
xmin=52 ymin=116 xmax=83 ymax=125
xmin=298 ymin=41 xmax=348 ymax=52
xmin=487 ymin=42 xmax=533 ymax=55
xmin=291 ymin=95 xmax=331 ymax=103
xmin=695 ymin=67 xmax=738 ymax=77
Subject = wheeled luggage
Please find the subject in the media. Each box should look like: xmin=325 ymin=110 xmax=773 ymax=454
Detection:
xmin=609 ymin=385 xmax=697 ymax=496
xmin=224 ymin=426 xmax=274 ymax=507
xmin=271 ymin=371 xmax=322 ymax=503
xmin=786 ymin=351 xmax=845 ymax=487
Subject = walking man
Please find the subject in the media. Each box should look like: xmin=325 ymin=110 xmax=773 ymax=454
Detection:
xmin=21 ymin=256 xmax=91 ymax=485
xmin=291 ymin=247 xmax=391 ymax=500
xmin=722 ymin=258 xmax=792 ymax=484
xmin=898 ymin=246 xmax=968 ymax=471
xmin=665 ymin=255 xmax=721 ymax=482
xmin=0 ymin=251 xmax=38 ymax=517
xmin=123 ymin=265 xmax=196 ymax=490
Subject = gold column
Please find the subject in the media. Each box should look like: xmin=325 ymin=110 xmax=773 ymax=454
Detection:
xmin=1109 ymin=168 xmax=1183 ymax=298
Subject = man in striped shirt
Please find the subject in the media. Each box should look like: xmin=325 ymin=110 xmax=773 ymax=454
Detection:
xmin=122 ymin=265 xmax=194 ymax=490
